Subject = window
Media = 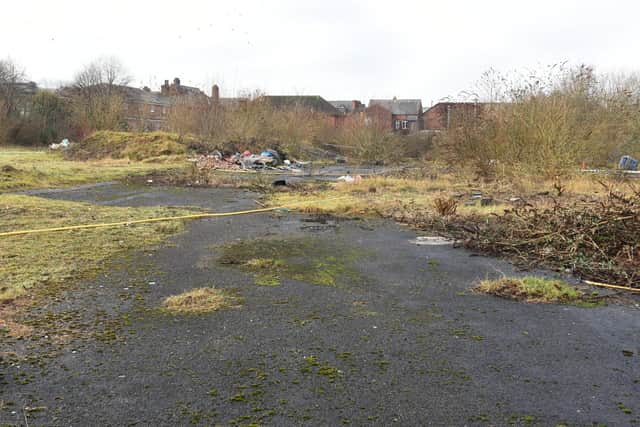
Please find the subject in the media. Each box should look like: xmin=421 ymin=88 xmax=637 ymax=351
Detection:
xmin=394 ymin=120 xmax=401 ymax=130
xmin=401 ymin=120 xmax=409 ymax=130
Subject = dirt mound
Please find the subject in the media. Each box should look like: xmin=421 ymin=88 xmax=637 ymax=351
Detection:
xmin=65 ymin=131 xmax=195 ymax=161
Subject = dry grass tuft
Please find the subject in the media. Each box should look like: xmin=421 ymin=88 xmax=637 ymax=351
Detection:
xmin=161 ymin=287 xmax=242 ymax=314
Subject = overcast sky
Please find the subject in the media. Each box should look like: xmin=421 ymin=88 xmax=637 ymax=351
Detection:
xmin=2 ymin=0 xmax=638 ymax=104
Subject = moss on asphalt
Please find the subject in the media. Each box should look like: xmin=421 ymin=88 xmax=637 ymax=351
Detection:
xmin=216 ymin=236 xmax=367 ymax=287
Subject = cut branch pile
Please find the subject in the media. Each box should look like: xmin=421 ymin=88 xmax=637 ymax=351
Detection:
xmin=390 ymin=185 xmax=640 ymax=288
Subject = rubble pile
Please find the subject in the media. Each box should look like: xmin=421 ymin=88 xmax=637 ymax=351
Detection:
xmin=189 ymin=148 xmax=306 ymax=173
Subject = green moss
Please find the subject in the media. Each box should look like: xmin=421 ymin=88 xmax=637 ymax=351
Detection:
xmin=217 ymin=236 xmax=366 ymax=288
xmin=230 ymin=393 xmax=247 ymax=402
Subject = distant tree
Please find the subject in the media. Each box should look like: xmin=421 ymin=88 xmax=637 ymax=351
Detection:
xmin=71 ymin=57 xmax=131 ymax=133
xmin=0 ymin=58 xmax=26 ymax=143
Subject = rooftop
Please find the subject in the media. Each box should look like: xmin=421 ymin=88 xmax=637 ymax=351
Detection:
xmin=369 ymin=99 xmax=423 ymax=115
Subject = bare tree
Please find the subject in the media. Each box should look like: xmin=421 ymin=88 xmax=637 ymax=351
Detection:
xmin=0 ymin=58 xmax=28 ymax=143
xmin=0 ymin=58 xmax=26 ymax=118
xmin=71 ymin=57 xmax=131 ymax=132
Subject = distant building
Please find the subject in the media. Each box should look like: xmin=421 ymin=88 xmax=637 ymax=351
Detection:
xmin=328 ymin=100 xmax=365 ymax=115
xmin=367 ymin=98 xmax=423 ymax=133
xmin=120 ymin=86 xmax=172 ymax=131
xmin=160 ymin=77 xmax=207 ymax=98
xmin=422 ymin=102 xmax=487 ymax=130
xmin=259 ymin=95 xmax=344 ymax=127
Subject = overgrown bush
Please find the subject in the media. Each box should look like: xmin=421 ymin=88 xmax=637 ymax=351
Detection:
xmin=444 ymin=65 xmax=640 ymax=178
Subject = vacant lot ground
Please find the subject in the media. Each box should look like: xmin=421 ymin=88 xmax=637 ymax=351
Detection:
xmin=1 ymin=183 xmax=638 ymax=426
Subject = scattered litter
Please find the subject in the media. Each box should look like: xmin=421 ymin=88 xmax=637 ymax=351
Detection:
xmin=337 ymin=175 xmax=363 ymax=184
xmin=411 ymin=236 xmax=454 ymax=246
xmin=146 ymin=179 xmax=153 ymax=184
xmin=480 ymin=197 xmax=494 ymax=206
xmin=49 ymin=138 xmax=71 ymax=150
xmin=272 ymin=179 xmax=287 ymax=187
xmin=619 ymin=155 xmax=638 ymax=171
xmin=148 ymin=281 xmax=156 ymax=286
xmin=188 ymin=148 xmax=308 ymax=174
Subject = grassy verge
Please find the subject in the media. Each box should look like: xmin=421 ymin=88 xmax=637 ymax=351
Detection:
xmin=267 ymin=173 xmax=620 ymax=218
xmin=0 ymin=146 xmax=187 ymax=192
xmin=0 ymin=194 xmax=194 ymax=304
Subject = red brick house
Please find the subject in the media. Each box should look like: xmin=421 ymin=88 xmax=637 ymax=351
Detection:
xmin=422 ymin=102 xmax=487 ymax=130
xmin=367 ymin=98 xmax=423 ymax=133
xmin=328 ymin=100 xmax=366 ymax=128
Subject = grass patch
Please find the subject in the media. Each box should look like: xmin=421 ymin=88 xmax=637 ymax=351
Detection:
xmin=217 ymin=236 xmax=366 ymax=287
xmin=161 ymin=287 xmax=242 ymax=314
xmin=267 ymin=172 xmax=628 ymax=219
xmin=475 ymin=276 xmax=586 ymax=304
xmin=0 ymin=194 xmax=193 ymax=303
xmin=0 ymin=145 xmax=187 ymax=192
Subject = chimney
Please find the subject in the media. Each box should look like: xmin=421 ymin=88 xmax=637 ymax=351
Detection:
xmin=161 ymin=80 xmax=169 ymax=95
xmin=211 ymin=84 xmax=220 ymax=104
xmin=173 ymin=77 xmax=180 ymax=87
xmin=351 ymin=100 xmax=361 ymax=112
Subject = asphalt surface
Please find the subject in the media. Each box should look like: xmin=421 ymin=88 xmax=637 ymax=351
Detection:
xmin=2 ymin=183 xmax=639 ymax=426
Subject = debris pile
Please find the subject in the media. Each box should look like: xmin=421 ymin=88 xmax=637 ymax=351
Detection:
xmin=188 ymin=148 xmax=306 ymax=173
xmin=191 ymin=152 xmax=242 ymax=171
xmin=49 ymin=138 xmax=71 ymax=150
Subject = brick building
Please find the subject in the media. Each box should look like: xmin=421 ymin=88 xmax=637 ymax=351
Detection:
xmin=422 ymin=102 xmax=486 ymax=130
xmin=367 ymin=98 xmax=423 ymax=133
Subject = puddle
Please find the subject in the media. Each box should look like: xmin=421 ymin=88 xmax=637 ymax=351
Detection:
xmin=410 ymin=236 xmax=455 ymax=246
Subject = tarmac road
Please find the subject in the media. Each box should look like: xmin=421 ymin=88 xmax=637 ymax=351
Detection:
xmin=2 ymin=183 xmax=639 ymax=426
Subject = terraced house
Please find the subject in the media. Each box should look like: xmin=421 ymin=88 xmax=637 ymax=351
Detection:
xmin=367 ymin=98 xmax=424 ymax=133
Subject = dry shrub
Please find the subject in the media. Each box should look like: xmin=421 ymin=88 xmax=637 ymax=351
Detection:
xmin=433 ymin=196 xmax=458 ymax=216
